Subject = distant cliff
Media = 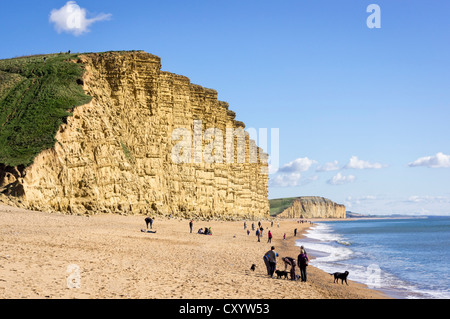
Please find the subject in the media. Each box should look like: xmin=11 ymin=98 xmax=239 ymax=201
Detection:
xmin=0 ymin=51 xmax=269 ymax=219
xmin=271 ymin=196 xmax=346 ymax=219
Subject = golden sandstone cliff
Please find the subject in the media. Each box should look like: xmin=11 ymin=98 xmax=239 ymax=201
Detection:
xmin=277 ymin=197 xmax=346 ymax=219
xmin=0 ymin=51 xmax=269 ymax=219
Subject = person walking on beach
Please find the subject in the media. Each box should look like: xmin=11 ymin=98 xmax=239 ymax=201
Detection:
xmin=189 ymin=220 xmax=193 ymax=233
xmin=298 ymin=247 xmax=309 ymax=282
xmin=265 ymin=246 xmax=277 ymax=278
xmin=256 ymin=228 xmax=261 ymax=242
xmin=267 ymin=230 xmax=273 ymax=243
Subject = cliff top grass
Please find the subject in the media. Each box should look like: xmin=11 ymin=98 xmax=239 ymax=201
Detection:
xmin=270 ymin=196 xmax=344 ymax=217
xmin=269 ymin=197 xmax=298 ymax=216
xmin=0 ymin=53 xmax=92 ymax=167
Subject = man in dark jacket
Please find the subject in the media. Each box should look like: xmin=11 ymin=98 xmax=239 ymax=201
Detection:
xmin=264 ymin=246 xmax=278 ymax=278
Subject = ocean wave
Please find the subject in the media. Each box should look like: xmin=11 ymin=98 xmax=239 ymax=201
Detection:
xmin=304 ymin=223 xmax=343 ymax=242
xmin=301 ymin=219 xmax=450 ymax=299
xmin=405 ymin=287 xmax=450 ymax=299
xmin=295 ymin=241 xmax=354 ymax=263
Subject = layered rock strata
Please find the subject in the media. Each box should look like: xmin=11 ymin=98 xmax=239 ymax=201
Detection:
xmin=0 ymin=51 xmax=269 ymax=219
xmin=277 ymin=196 xmax=346 ymax=219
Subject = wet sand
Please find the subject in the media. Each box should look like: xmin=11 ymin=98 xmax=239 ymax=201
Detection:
xmin=0 ymin=203 xmax=389 ymax=299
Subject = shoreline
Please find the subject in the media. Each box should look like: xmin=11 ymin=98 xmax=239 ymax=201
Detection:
xmin=271 ymin=219 xmax=391 ymax=299
xmin=291 ymin=219 xmax=396 ymax=299
xmin=0 ymin=204 xmax=390 ymax=299
xmin=303 ymin=216 xmax=449 ymax=300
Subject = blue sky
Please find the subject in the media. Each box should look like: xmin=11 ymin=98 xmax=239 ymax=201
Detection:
xmin=1 ymin=1 xmax=449 ymax=215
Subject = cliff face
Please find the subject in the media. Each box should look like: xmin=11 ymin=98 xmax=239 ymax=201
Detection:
xmin=276 ymin=196 xmax=346 ymax=219
xmin=0 ymin=51 xmax=269 ymax=219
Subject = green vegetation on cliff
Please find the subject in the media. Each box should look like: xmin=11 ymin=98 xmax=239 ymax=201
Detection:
xmin=269 ymin=197 xmax=298 ymax=216
xmin=270 ymin=196 xmax=346 ymax=219
xmin=0 ymin=53 xmax=92 ymax=167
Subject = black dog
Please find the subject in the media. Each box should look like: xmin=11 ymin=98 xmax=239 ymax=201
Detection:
xmin=330 ymin=271 xmax=349 ymax=285
xmin=250 ymin=264 xmax=256 ymax=271
xmin=275 ymin=270 xmax=289 ymax=279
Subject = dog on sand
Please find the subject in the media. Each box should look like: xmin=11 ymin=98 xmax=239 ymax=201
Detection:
xmin=330 ymin=271 xmax=349 ymax=285
xmin=275 ymin=270 xmax=289 ymax=279
xmin=250 ymin=264 xmax=256 ymax=271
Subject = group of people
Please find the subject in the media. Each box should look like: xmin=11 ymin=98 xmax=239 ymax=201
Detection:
xmin=145 ymin=216 xmax=215 ymax=236
xmin=145 ymin=216 xmax=214 ymax=236
xmin=244 ymin=220 xmax=309 ymax=282
xmin=144 ymin=216 xmax=309 ymax=282
xmin=244 ymin=220 xmax=276 ymax=243
xmin=263 ymin=245 xmax=309 ymax=282
xmin=188 ymin=219 xmax=212 ymax=235
xmin=197 ymin=227 xmax=212 ymax=235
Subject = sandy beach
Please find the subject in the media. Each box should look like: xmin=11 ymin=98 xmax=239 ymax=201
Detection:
xmin=0 ymin=203 xmax=389 ymax=299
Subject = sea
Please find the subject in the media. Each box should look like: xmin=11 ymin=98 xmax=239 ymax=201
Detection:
xmin=296 ymin=216 xmax=450 ymax=299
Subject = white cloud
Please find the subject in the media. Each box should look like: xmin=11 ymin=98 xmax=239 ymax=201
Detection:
xmin=327 ymin=172 xmax=356 ymax=185
xmin=316 ymin=160 xmax=340 ymax=172
xmin=408 ymin=152 xmax=450 ymax=168
xmin=269 ymin=157 xmax=320 ymax=187
xmin=345 ymin=195 xmax=377 ymax=207
xmin=278 ymin=157 xmax=317 ymax=173
xmin=344 ymin=156 xmax=384 ymax=169
xmin=343 ymin=194 xmax=450 ymax=216
xmin=406 ymin=195 xmax=449 ymax=203
xmin=269 ymin=172 xmax=319 ymax=188
xmin=306 ymin=175 xmax=319 ymax=183
xmin=269 ymin=173 xmax=302 ymax=188
xmin=362 ymin=195 xmax=377 ymax=200
xmin=49 ymin=1 xmax=112 ymax=36
xmin=268 ymin=164 xmax=278 ymax=175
